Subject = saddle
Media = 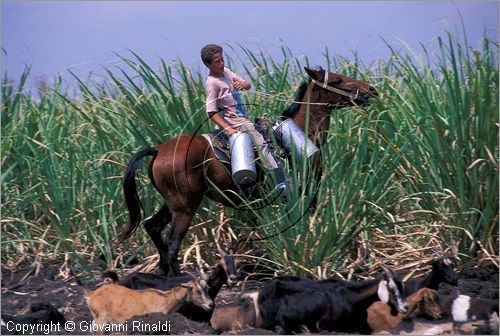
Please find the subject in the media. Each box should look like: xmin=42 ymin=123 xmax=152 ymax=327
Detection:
xmin=201 ymin=130 xmax=231 ymax=165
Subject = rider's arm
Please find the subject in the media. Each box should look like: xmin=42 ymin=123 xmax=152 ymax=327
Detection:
xmin=208 ymin=112 xmax=237 ymax=136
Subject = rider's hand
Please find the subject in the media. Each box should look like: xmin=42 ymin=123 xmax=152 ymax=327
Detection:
xmin=225 ymin=128 xmax=238 ymax=136
xmin=232 ymin=78 xmax=250 ymax=91
xmin=232 ymin=80 xmax=244 ymax=90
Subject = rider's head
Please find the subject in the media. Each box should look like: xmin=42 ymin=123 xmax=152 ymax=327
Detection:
xmin=201 ymin=44 xmax=223 ymax=66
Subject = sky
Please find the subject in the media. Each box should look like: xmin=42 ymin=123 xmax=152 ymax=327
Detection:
xmin=2 ymin=1 xmax=499 ymax=89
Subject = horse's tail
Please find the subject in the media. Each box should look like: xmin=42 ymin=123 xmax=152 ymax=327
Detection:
xmin=118 ymin=148 xmax=159 ymax=243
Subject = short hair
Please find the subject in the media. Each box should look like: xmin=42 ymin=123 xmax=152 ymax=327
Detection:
xmin=201 ymin=44 xmax=223 ymax=66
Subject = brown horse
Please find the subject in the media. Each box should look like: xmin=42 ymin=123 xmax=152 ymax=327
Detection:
xmin=118 ymin=67 xmax=376 ymax=276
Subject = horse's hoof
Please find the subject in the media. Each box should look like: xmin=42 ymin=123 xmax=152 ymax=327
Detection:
xmin=167 ymin=271 xmax=179 ymax=278
xmin=166 ymin=267 xmax=181 ymax=278
xmin=155 ymin=268 xmax=167 ymax=276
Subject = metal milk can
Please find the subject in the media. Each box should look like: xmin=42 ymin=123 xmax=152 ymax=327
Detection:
xmin=273 ymin=118 xmax=319 ymax=160
xmin=228 ymin=132 xmax=257 ymax=185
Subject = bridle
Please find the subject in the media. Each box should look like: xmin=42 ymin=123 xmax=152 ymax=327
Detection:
xmin=247 ymin=71 xmax=365 ymax=108
xmin=310 ymin=71 xmax=360 ymax=100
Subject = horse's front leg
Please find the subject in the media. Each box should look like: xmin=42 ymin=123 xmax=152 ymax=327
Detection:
xmin=165 ymin=209 xmax=198 ymax=277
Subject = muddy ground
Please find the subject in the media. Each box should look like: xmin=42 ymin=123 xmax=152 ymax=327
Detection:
xmin=1 ymin=258 xmax=498 ymax=335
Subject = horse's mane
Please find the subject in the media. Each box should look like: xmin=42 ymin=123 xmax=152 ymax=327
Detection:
xmin=282 ymin=81 xmax=309 ymax=118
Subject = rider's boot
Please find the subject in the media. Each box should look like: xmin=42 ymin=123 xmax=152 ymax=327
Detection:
xmin=273 ymin=167 xmax=287 ymax=191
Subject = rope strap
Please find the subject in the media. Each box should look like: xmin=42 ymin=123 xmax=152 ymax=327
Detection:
xmin=249 ymin=91 xmax=332 ymax=107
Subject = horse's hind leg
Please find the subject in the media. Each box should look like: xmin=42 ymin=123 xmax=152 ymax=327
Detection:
xmin=143 ymin=203 xmax=172 ymax=275
xmin=165 ymin=207 xmax=199 ymax=277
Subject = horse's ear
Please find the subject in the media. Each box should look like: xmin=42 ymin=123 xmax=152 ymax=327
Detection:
xmin=304 ymin=66 xmax=325 ymax=81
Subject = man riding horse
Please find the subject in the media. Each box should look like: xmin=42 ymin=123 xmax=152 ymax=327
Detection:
xmin=201 ymin=43 xmax=287 ymax=191
xmin=118 ymin=47 xmax=377 ymax=276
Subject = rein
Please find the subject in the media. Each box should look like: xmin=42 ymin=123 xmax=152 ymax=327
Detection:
xmin=249 ymin=91 xmax=333 ymax=107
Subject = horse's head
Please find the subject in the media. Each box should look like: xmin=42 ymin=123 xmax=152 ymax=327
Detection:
xmin=304 ymin=66 xmax=377 ymax=108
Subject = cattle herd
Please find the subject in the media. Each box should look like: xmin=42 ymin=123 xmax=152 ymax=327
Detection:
xmin=1 ymin=255 xmax=498 ymax=335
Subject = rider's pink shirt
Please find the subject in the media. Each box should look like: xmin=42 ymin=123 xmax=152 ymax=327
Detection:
xmin=205 ymin=68 xmax=249 ymax=127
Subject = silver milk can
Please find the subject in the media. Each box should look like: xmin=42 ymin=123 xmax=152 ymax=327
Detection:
xmin=228 ymin=132 xmax=257 ymax=185
xmin=273 ymin=118 xmax=319 ymax=160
